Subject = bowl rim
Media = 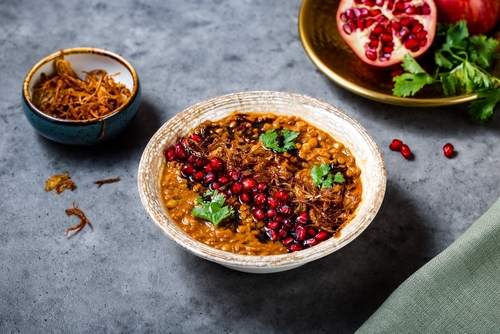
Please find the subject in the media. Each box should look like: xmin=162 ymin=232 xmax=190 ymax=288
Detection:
xmin=22 ymin=47 xmax=140 ymax=124
xmin=138 ymin=90 xmax=387 ymax=270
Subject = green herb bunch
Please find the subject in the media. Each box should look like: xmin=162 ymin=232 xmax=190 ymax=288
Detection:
xmin=393 ymin=20 xmax=500 ymax=124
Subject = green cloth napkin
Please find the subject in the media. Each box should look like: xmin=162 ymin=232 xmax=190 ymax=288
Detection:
xmin=356 ymin=197 xmax=500 ymax=334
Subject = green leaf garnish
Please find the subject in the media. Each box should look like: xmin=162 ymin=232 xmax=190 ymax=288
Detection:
xmin=259 ymin=129 xmax=299 ymax=152
xmin=311 ymin=164 xmax=344 ymax=189
xmin=191 ymin=190 xmax=234 ymax=226
xmin=392 ymin=20 xmax=500 ymax=124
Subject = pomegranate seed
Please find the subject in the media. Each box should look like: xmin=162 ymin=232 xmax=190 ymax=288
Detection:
xmin=191 ymin=171 xmax=205 ymax=182
xmin=304 ymin=237 xmax=319 ymax=247
xmin=287 ymin=242 xmax=303 ymax=252
xmin=315 ymin=230 xmax=331 ymax=241
xmin=267 ymin=208 xmax=277 ymax=219
xmin=181 ymin=164 xmax=195 ymax=177
xmin=241 ymin=177 xmax=257 ymax=191
xmin=400 ymin=144 xmax=413 ymax=160
xmin=274 ymin=189 xmax=289 ymax=202
xmin=253 ymin=193 xmax=267 ymax=206
xmin=278 ymin=228 xmax=289 ymax=239
xmin=253 ymin=208 xmax=266 ymax=220
xmin=203 ymin=172 xmax=216 ymax=185
xmin=231 ymin=183 xmax=243 ymax=195
xmin=390 ymin=68 xmax=404 ymax=77
xmin=228 ymin=170 xmax=241 ymax=181
xmin=218 ymin=176 xmax=230 ymax=185
xmin=190 ymin=133 xmax=201 ymax=142
xmin=267 ymin=229 xmax=278 ymax=241
xmin=210 ymin=182 xmax=221 ymax=190
xmin=306 ymin=227 xmax=317 ymax=238
xmin=282 ymin=218 xmax=292 ymax=229
xmin=443 ymin=143 xmax=454 ymax=158
xmin=194 ymin=157 xmax=207 ymax=168
xmin=209 ymin=157 xmax=224 ymax=171
xmin=282 ymin=237 xmax=294 ymax=247
xmin=239 ymin=192 xmax=251 ymax=203
xmin=421 ymin=3 xmax=431 ymax=15
xmin=267 ymin=196 xmax=280 ymax=208
xmin=404 ymin=36 xmax=419 ymax=50
xmin=164 ymin=148 xmax=176 ymax=161
xmin=266 ymin=220 xmax=280 ymax=230
xmin=203 ymin=163 xmax=213 ymax=173
xmin=174 ymin=144 xmax=187 ymax=160
xmin=278 ymin=205 xmax=292 ymax=217
xmin=295 ymin=226 xmax=306 ymax=242
xmin=389 ymin=139 xmax=403 ymax=151
xmin=256 ymin=182 xmax=268 ymax=192
xmin=296 ymin=212 xmax=309 ymax=224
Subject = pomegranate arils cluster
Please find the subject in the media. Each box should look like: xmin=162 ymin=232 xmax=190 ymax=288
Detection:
xmin=389 ymin=139 xmax=413 ymax=160
xmin=164 ymin=137 xmax=333 ymax=253
xmin=336 ymin=0 xmax=436 ymax=67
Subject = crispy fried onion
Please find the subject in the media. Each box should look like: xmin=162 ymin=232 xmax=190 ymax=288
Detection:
xmin=181 ymin=114 xmax=361 ymax=233
xmin=65 ymin=201 xmax=92 ymax=237
xmin=32 ymin=50 xmax=131 ymax=121
xmin=45 ymin=173 xmax=76 ymax=194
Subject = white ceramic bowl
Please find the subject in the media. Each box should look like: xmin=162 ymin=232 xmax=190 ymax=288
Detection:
xmin=138 ymin=91 xmax=386 ymax=273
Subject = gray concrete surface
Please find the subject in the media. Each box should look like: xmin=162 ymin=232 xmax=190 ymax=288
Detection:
xmin=1 ymin=0 xmax=500 ymax=333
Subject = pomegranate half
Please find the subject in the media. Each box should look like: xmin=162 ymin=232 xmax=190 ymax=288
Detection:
xmin=336 ymin=0 xmax=437 ymax=68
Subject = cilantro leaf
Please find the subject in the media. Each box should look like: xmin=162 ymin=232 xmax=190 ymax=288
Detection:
xmin=259 ymin=129 xmax=299 ymax=152
xmin=393 ymin=54 xmax=435 ymax=97
xmin=469 ymin=88 xmax=500 ymax=124
xmin=311 ymin=164 xmax=345 ymax=189
xmin=468 ymin=35 xmax=500 ymax=69
xmin=191 ymin=190 xmax=234 ymax=226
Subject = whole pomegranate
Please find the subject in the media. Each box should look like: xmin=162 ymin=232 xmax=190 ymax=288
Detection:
xmin=336 ymin=0 xmax=437 ymax=68
xmin=434 ymin=0 xmax=500 ymax=35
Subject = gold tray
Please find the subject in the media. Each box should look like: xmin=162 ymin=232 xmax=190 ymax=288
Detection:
xmin=298 ymin=0 xmax=478 ymax=107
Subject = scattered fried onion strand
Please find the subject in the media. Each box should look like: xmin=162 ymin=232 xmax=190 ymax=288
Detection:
xmin=65 ymin=201 xmax=92 ymax=237
xmin=32 ymin=50 xmax=131 ymax=121
xmin=44 ymin=173 xmax=76 ymax=194
xmin=94 ymin=176 xmax=121 ymax=187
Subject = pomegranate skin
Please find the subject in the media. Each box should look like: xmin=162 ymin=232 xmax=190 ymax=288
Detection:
xmin=434 ymin=0 xmax=500 ymax=35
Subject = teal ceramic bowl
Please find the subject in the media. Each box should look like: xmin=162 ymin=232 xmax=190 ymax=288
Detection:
xmin=22 ymin=47 xmax=141 ymax=145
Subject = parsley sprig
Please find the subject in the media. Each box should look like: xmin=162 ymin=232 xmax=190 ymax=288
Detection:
xmin=310 ymin=164 xmax=345 ymax=189
xmin=191 ymin=190 xmax=234 ymax=226
xmin=259 ymin=129 xmax=299 ymax=152
xmin=392 ymin=20 xmax=500 ymax=124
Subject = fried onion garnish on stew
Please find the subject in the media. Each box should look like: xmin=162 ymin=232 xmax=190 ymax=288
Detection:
xmin=45 ymin=173 xmax=76 ymax=194
xmin=65 ymin=201 xmax=92 ymax=237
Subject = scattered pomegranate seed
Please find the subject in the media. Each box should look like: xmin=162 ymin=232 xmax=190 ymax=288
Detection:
xmin=282 ymin=237 xmax=294 ymax=246
xmin=278 ymin=228 xmax=288 ymax=239
xmin=266 ymin=208 xmax=277 ymax=219
xmin=190 ymin=133 xmax=201 ymax=142
xmin=295 ymin=226 xmax=306 ymax=241
xmin=281 ymin=219 xmax=292 ymax=228
xmin=210 ymin=182 xmax=221 ymax=190
xmin=274 ymin=189 xmax=289 ymax=202
xmin=203 ymin=172 xmax=216 ymax=185
xmin=278 ymin=205 xmax=292 ymax=217
xmin=295 ymin=212 xmax=309 ymax=224
xmin=218 ymin=176 xmax=230 ymax=184
xmin=443 ymin=143 xmax=454 ymax=158
xmin=241 ymin=177 xmax=257 ymax=191
xmin=389 ymin=139 xmax=403 ymax=151
xmin=256 ymin=182 xmax=268 ymax=192
xmin=288 ymin=242 xmax=303 ymax=252
xmin=267 ymin=196 xmax=280 ymax=208
xmin=253 ymin=208 xmax=265 ymax=220
xmin=209 ymin=157 xmax=224 ymax=171
xmin=400 ymin=144 xmax=413 ymax=160
xmin=239 ymin=192 xmax=251 ymax=203
xmin=315 ymin=230 xmax=331 ymax=241
xmin=266 ymin=220 xmax=280 ymax=230
xmin=304 ymin=237 xmax=319 ymax=247
xmin=204 ymin=164 xmax=213 ymax=173
xmin=191 ymin=171 xmax=205 ymax=182
xmin=174 ymin=144 xmax=187 ymax=160
xmin=267 ymin=229 xmax=279 ymax=241
xmin=228 ymin=170 xmax=241 ymax=181
xmin=181 ymin=164 xmax=195 ymax=177
xmin=164 ymin=148 xmax=176 ymax=161
xmin=231 ymin=183 xmax=243 ymax=195
xmin=253 ymin=193 xmax=267 ymax=206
